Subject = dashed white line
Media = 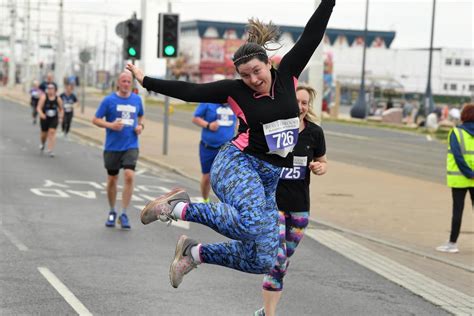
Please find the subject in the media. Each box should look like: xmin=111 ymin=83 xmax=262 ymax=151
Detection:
xmin=325 ymin=130 xmax=370 ymax=141
xmin=2 ymin=228 xmax=28 ymax=251
xmin=38 ymin=267 xmax=92 ymax=316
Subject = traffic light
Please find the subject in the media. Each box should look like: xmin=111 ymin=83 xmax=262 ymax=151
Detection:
xmin=158 ymin=13 xmax=179 ymax=58
xmin=123 ymin=18 xmax=142 ymax=60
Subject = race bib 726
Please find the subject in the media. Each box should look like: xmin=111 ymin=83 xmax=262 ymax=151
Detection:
xmin=263 ymin=117 xmax=299 ymax=157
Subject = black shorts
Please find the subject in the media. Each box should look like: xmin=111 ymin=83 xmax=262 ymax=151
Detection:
xmin=40 ymin=117 xmax=59 ymax=132
xmin=103 ymin=149 xmax=139 ymax=176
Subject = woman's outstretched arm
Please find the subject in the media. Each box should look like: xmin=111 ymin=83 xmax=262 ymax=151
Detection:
xmin=126 ymin=63 xmax=233 ymax=104
xmin=278 ymin=0 xmax=336 ymax=79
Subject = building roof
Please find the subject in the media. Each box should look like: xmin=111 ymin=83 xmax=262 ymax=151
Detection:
xmin=181 ymin=20 xmax=396 ymax=48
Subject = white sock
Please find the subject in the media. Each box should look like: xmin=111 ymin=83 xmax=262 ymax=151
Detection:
xmin=190 ymin=244 xmax=202 ymax=264
xmin=172 ymin=202 xmax=187 ymax=220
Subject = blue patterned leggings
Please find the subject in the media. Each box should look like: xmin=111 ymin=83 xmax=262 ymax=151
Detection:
xmin=184 ymin=143 xmax=281 ymax=274
xmin=262 ymin=211 xmax=309 ymax=291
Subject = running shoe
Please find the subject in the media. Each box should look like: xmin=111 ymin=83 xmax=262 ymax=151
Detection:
xmin=169 ymin=235 xmax=198 ymax=288
xmin=105 ymin=211 xmax=117 ymax=227
xmin=254 ymin=308 xmax=266 ymax=316
xmin=140 ymin=188 xmax=190 ymax=225
xmin=118 ymin=213 xmax=131 ymax=229
xmin=39 ymin=144 xmax=45 ymax=152
xmin=436 ymin=242 xmax=459 ymax=253
xmin=48 ymin=151 xmax=55 ymax=158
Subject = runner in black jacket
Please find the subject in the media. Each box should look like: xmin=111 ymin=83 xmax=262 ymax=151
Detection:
xmin=127 ymin=0 xmax=335 ymax=290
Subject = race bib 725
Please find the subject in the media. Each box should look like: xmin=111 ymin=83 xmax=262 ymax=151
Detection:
xmin=280 ymin=156 xmax=307 ymax=180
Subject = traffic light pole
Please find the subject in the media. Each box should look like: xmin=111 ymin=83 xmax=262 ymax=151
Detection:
xmin=162 ymin=1 xmax=172 ymax=156
xmin=163 ymin=64 xmax=170 ymax=156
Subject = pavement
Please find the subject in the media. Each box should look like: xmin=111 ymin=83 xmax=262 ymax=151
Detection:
xmin=1 ymin=85 xmax=473 ymax=298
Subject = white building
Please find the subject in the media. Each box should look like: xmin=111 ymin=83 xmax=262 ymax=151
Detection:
xmin=179 ymin=20 xmax=473 ymax=99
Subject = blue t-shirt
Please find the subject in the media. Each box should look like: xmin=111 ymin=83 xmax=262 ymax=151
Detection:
xmin=95 ymin=92 xmax=144 ymax=151
xmin=194 ymin=103 xmax=236 ymax=148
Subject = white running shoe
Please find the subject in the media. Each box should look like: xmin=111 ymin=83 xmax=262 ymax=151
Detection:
xmin=436 ymin=242 xmax=459 ymax=253
xmin=169 ymin=235 xmax=198 ymax=288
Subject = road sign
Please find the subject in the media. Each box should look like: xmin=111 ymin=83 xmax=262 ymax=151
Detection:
xmin=79 ymin=50 xmax=91 ymax=63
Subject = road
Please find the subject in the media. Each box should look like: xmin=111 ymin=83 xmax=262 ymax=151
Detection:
xmin=142 ymin=102 xmax=447 ymax=184
xmin=0 ymin=99 xmax=451 ymax=314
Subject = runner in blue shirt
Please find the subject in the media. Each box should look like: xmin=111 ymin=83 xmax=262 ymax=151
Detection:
xmin=192 ymin=103 xmax=236 ymax=202
xmin=92 ymin=72 xmax=144 ymax=229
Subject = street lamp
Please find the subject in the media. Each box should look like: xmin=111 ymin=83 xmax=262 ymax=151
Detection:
xmin=350 ymin=0 xmax=370 ymax=119
xmin=421 ymin=0 xmax=436 ymax=117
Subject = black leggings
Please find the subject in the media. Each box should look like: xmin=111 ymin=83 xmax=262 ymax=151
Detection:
xmin=450 ymin=187 xmax=474 ymax=243
xmin=62 ymin=112 xmax=73 ymax=134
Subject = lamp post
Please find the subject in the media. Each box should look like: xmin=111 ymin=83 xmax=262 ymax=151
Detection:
xmin=350 ymin=0 xmax=370 ymax=119
xmin=421 ymin=0 xmax=436 ymax=117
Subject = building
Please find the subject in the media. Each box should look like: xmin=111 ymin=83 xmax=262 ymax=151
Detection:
xmin=178 ymin=20 xmax=473 ymax=103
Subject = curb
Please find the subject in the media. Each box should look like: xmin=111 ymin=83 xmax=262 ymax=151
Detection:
xmin=311 ymin=218 xmax=473 ymax=273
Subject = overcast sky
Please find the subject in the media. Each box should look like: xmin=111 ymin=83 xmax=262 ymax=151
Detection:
xmin=171 ymin=0 xmax=473 ymax=49
xmin=2 ymin=0 xmax=473 ymax=50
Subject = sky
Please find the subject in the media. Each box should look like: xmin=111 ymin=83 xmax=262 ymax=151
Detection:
xmin=70 ymin=0 xmax=472 ymax=49
xmin=1 ymin=0 xmax=472 ymax=52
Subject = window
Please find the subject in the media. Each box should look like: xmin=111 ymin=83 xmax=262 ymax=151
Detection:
xmin=450 ymin=84 xmax=457 ymax=91
xmin=445 ymin=58 xmax=452 ymax=65
xmin=465 ymin=59 xmax=471 ymax=66
xmin=455 ymin=59 xmax=461 ymax=66
xmin=444 ymin=83 xmax=448 ymax=90
xmin=469 ymin=85 xmax=474 ymax=92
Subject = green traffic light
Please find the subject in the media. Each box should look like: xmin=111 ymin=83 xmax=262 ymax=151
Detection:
xmin=164 ymin=45 xmax=175 ymax=56
xmin=128 ymin=47 xmax=137 ymax=57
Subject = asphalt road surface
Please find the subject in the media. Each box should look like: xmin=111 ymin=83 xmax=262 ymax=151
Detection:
xmin=0 ymin=99 xmax=449 ymax=315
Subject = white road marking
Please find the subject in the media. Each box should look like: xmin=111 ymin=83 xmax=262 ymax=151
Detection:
xmin=65 ymin=180 xmax=104 ymax=189
xmin=306 ymin=229 xmax=473 ymax=315
xmin=1 ymin=228 xmax=28 ymax=251
xmin=30 ymin=188 xmax=70 ymax=198
xmin=325 ymin=130 xmax=370 ymax=141
xmin=134 ymin=169 xmax=147 ymax=175
xmin=38 ymin=267 xmax=92 ymax=316
xmin=66 ymin=190 xmax=97 ymax=199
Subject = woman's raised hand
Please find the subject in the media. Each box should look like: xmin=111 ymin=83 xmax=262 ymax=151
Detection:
xmin=126 ymin=63 xmax=145 ymax=86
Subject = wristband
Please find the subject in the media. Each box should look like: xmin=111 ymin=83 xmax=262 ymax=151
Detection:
xmin=206 ymin=122 xmax=210 ymax=129
xmin=139 ymin=123 xmax=145 ymax=130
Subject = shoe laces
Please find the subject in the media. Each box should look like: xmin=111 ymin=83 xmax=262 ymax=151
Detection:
xmin=158 ymin=212 xmax=176 ymax=226
xmin=158 ymin=200 xmax=179 ymax=225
